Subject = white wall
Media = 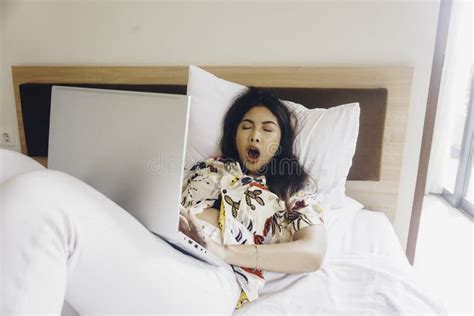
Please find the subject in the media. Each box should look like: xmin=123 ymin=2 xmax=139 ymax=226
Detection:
xmin=0 ymin=0 xmax=5 ymax=128
xmin=0 ymin=0 xmax=440 ymax=250
xmin=0 ymin=1 xmax=3 ymax=70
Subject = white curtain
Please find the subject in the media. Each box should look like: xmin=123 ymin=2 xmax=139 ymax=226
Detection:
xmin=425 ymin=0 xmax=473 ymax=195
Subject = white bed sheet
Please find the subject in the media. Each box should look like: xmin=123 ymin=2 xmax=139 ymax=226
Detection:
xmin=234 ymin=202 xmax=447 ymax=315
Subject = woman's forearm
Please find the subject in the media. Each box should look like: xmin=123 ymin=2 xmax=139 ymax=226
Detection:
xmin=207 ymin=225 xmax=327 ymax=274
xmin=222 ymin=240 xmax=323 ymax=273
xmin=183 ymin=209 xmax=327 ymax=274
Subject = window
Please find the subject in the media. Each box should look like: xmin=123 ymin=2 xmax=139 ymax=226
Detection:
xmin=442 ymin=70 xmax=473 ymax=219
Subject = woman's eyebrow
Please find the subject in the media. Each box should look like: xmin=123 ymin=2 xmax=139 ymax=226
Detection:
xmin=242 ymin=119 xmax=277 ymax=126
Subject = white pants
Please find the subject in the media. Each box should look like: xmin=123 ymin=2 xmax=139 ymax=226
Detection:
xmin=1 ymin=168 xmax=240 ymax=315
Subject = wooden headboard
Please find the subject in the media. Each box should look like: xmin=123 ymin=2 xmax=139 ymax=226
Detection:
xmin=12 ymin=66 xmax=413 ymax=223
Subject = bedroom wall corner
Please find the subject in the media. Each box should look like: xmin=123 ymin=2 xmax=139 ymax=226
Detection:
xmin=0 ymin=0 xmax=21 ymax=153
xmin=394 ymin=1 xmax=441 ymax=252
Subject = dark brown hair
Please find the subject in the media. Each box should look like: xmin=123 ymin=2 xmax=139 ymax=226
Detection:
xmin=220 ymin=87 xmax=310 ymax=209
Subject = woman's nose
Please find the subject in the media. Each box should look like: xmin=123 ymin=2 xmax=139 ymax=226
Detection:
xmin=250 ymin=131 xmax=260 ymax=143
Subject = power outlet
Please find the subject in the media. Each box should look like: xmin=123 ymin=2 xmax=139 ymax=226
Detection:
xmin=0 ymin=128 xmax=15 ymax=146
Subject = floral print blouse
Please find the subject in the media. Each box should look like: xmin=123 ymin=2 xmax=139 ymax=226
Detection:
xmin=180 ymin=157 xmax=325 ymax=308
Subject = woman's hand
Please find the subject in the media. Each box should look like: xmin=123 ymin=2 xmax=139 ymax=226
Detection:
xmin=179 ymin=207 xmax=227 ymax=261
xmin=179 ymin=208 xmax=208 ymax=247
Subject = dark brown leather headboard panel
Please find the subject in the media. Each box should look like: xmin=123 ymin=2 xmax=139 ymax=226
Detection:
xmin=261 ymin=87 xmax=387 ymax=181
xmin=19 ymin=83 xmax=387 ymax=181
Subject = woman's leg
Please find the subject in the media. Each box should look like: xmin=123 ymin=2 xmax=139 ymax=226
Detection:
xmin=1 ymin=170 xmax=240 ymax=315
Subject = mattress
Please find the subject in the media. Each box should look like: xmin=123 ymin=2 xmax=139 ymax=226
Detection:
xmin=234 ymin=199 xmax=447 ymax=315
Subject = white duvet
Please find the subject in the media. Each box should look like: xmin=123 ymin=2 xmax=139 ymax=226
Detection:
xmin=234 ymin=203 xmax=447 ymax=315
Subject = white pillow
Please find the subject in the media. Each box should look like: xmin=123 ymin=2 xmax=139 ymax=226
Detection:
xmin=186 ymin=66 xmax=360 ymax=209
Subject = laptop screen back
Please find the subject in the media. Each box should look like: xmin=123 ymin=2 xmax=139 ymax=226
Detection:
xmin=48 ymin=86 xmax=191 ymax=239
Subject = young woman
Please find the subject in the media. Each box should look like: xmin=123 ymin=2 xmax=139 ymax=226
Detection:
xmin=179 ymin=87 xmax=327 ymax=307
xmin=1 ymin=88 xmax=325 ymax=314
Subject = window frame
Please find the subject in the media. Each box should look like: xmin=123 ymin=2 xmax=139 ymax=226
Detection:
xmin=442 ymin=70 xmax=474 ymax=220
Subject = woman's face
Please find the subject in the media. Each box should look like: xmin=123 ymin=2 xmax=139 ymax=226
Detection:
xmin=235 ymin=106 xmax=282 ymax=175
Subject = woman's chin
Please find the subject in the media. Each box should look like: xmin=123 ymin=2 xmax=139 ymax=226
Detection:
xmin=242 ymin=160 xmax=255 ymax=172
xmin=244 ymin=160 xmax=267 ymax=176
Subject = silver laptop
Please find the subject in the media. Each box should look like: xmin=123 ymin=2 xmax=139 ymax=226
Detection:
xmin=48 ymin=86 xmax=228 ymax=268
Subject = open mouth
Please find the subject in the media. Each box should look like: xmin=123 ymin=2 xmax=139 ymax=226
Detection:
xmin=247 ymin=147 xmax=260 ymax=162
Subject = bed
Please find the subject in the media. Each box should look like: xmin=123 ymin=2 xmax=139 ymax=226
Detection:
xmin=235 ymin=203 xmax=445 ymax=314
xmin=7 ymin=65 xmax=446 ymax=314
